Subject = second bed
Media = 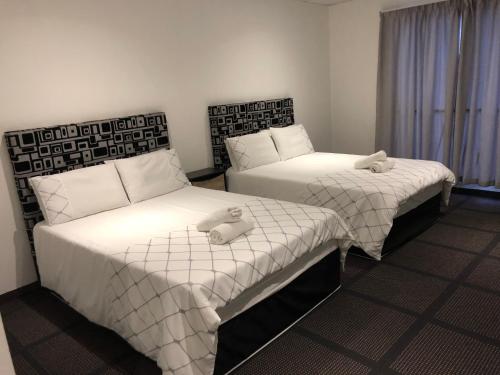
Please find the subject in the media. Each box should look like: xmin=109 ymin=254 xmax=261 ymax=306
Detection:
xmin=208 ymin=98 xmax=456 ymax=260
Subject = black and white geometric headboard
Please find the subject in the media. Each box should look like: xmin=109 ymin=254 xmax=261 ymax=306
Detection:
xmin=5 ymin=112 xmax=169 ymax=265
xmin=208 ymin=98 xmax=294 ymax=170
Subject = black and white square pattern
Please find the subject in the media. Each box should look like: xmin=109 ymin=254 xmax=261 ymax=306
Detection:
xmin=208 ymin=98 xmax=294 ymax=170
xmin=5 ymin=112 xmax=170 ymax=263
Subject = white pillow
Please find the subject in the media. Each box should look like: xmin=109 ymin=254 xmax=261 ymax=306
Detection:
xmin=224 ymin=132 xmax=280 ymax=172
xmin=29 ymin=163 xmax=129 ymax=226
xmin=111 ymin=149 xmax=190 ymax=203
xmin=225 ymin=129 xmax=273 ymax=169
xmin=270 ymin=124 xmax=314 ymax=161
xmin=259 ymin=129 xmax=271 ymax=137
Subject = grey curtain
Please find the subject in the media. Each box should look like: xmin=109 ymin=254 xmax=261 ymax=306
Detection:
xmin=376 ymin=1 xmax=460 ymax=162
xmin=454 ymin=0 xmax=500 ymax=187
xmin=376 ymin=0 xmax=500 ymax=187
xmin=376 ymin=0 xmax=500 ymax=188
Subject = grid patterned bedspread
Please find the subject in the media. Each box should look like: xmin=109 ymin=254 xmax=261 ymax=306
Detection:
xmin=303 ymin=159 xmax=455 ymax=259
xmin=106 ymin=198 xmax=353 ymax=375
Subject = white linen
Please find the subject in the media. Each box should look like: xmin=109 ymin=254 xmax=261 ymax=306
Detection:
xmin=111 ymin=149 xmax=190 ymax=203
xmin=353 ymin=150 xmax=387 ymax=169
xmin=259 ymin=129 xmax=271 ymax=137
xmin=226 ymin=152 xmax=455 ymax=260
xmin=224 ymin=132 xmax=280 ymax=171
xmin=270 ymin=124 xmax=314 ymax=160
xmin=370 ymin=159 xmax=395 ymax=173
xmin=209 ymin=218 xmax=255 ymax=244
xmin=34 ymin=186 xmax=352 ymax=375
xmin=196 ymin=207 xmax=242 ymax=232
xmin=29 ymin=163 xmax=129 ymax=225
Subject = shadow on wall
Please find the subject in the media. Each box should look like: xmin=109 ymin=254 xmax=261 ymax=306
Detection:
xmin=0 ymin=136 xmax=37 ymax=290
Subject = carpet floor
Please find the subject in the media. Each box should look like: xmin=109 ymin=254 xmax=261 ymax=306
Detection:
xmin=2 ymin=193 xmax=500 ymax=374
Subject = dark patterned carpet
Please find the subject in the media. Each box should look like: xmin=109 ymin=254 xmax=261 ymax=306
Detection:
xmin=2 ymin=193 xmax=500 ymax=374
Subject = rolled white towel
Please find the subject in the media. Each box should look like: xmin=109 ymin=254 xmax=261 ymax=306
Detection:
xmin=354 ymin=150 xmax=387 ymax=169
xmin=209 ymin=218 xmax=255 ymax=245
xmin=369 ymin=159 xmax=395 ymax=173
xmin=197 ymin=207 xmax=243 ymax=232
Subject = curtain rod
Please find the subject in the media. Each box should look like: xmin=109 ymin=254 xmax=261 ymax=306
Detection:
xmin=380 ymin=0 xmax=446 ymax=13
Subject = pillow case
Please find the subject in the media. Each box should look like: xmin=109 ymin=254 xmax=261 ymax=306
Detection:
xmin=29 ymin=163 xmax=129 ymax=226
xmin=111 ymin=148 xmax=190 ymax=203
xmin=224 ymin=130 xmax=272 ymax=169
xmin=259 ymin=129 xmax=271 ymax=137
xmin=224 ymin=132 xmax=280 ymax=171
xmin=270 ymin=124 xmax=314 ymax=161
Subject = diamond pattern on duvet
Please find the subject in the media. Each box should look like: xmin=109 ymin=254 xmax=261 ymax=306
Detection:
xmin=303 ymin=158 xmax=455 ymax=260
xmin=106 ymin=198 xmax=353 ymax=375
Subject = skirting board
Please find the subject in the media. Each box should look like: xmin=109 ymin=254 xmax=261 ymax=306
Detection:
xmin=452 ymin=186 xmax=500 ymax=200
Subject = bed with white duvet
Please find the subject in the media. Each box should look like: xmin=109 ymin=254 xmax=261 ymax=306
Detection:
xmin=221 ymin=125 xmax=455 ymax=260
xmin=6 ymin=112 xmax=353 ymax=375
xmin=34 ymin=184 xmax=352 ymax=375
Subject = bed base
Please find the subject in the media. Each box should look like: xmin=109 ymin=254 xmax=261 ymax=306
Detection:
xmin=349 ymin=193 xmax=441 ymax=259
xmin=214 ymin=249 xmax=341 ymax=374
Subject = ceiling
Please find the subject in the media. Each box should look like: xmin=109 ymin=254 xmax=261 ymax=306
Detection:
xmin=299 ymin=0 xmax=353 ymax=5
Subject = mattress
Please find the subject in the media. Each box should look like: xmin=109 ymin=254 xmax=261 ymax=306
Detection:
xmin=34 ymin=186 xmax=352 ymax=375
xmin=226 ymin=152 xmax=455 ymax=259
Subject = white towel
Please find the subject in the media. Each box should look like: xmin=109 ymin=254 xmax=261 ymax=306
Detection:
xmin=209 ymin=218 xmax=255 ymax=245
xmin=196 ymin=207 xmax=243 ymax=232
xmin=369 ymin=159 xmax=395 ymax=173
xmin=354 ymin=150 xmax=387 ymax=169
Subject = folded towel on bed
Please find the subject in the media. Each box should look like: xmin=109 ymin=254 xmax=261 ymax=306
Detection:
xmin=354 ymin=150 xmax=387 ymax=169
xmin=209 ymin=218 xmax=255 ymax=245
xmin=369 ymin=159 xmax=395 ymax=173
xmin=196 ymin=207 xmax=243 ymax=232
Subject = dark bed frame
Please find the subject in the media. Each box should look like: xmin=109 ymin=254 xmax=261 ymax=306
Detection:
xmin=5 ymin=111 xmax=342 ymax=374
xmin=216 ymin=250 xmax=340 ymax=374
xmin=208 ymin=98 xmax=442 ymax=260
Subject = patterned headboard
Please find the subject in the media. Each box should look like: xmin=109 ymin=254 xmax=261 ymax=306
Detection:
xmin=5 ymin=112 xmax=169 ymax=264
xmin=208 ymin=98 xmax=294 ymax=170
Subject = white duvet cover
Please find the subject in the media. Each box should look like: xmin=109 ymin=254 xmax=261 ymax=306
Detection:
xmin=34 ymin=186 xmax=352 ymax=375
xmin=226 ymin=153 xmax=456 ymax=260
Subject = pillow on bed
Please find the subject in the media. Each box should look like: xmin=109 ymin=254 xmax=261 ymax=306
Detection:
xmin=111 ymin=148 xmax=190 ymax=203
xmin=270 ymin=124 xmax=314 ymax=161
xmin=224 ymin=130 xmax=272 ymax=170
xmin=29 ymin=163 xmax=130 ymax=226
xmin=224 ymin=132 xmax=280 ymax=171
xmin=259 ymin=129 xmax=271 ymax=137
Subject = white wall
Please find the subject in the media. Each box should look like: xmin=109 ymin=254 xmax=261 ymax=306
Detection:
xmin=328 ymin=0 xmax=445 ymax=155
xmin=0 ymin=0 xmax=332 ymax=294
